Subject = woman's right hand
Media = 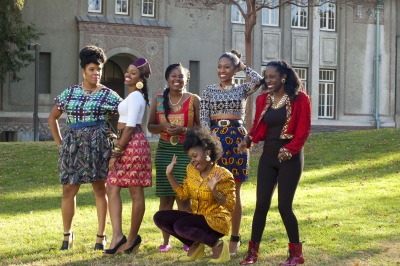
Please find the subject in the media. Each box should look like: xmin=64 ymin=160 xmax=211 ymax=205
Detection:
xmin=166 ymin=154 xmax=177 ymax=177
xmin=238 ymin=140 xmax=248 ymax=154
xmin=159 ymin=122 xmax=171 ymax=132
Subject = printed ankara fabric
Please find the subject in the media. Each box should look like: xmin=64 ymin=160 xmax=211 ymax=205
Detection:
xmin=59 ymin=124 xmax=111 ymax=184
xmin=107 ymin=132 xmax=152 ymax=188
xmin=212 ymin=125 xmax=249 ymax=182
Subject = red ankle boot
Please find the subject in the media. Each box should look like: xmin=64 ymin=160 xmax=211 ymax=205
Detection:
xmin=239 ymin=241 xmax=260 ymax=265
xmin=279 ymin=243 xmax=304 ymax=266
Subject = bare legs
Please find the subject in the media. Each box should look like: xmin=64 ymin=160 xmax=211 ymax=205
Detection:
xmin=107 ymin=185 xmax=145 ymax=249
xmin=229 ymin=181 xmax=242 ymax=253
xmin=61 ymin=181 xmax=107 ymax=244
xmin=159 ymin=196 xmax=191 ymax=246
xmin=92 ymin=180 xmax=108 ymax=244
xmin=126 ymin=186 xmax=145 ymax=247
xmin=159 ymin=196 xmax=174 ymax=246
xmin=61 ymin=184 xmax=80 ymax=242
xmin=107 ymin=184 xmax=124 ymax=249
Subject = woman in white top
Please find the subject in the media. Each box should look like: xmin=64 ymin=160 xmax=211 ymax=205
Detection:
xmin=104 ymin=58 xmax=152 ymax=256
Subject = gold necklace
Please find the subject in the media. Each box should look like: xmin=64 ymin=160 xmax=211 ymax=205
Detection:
xmin=81 ymin=84 xmax=101 ymax=97
xmin=271 ymin=93 xmax=288 ymax=109
xmin=219 ymin=83 xmax=233 ymax=90
xmin=169 ymin=93 xmax=184 ymax=107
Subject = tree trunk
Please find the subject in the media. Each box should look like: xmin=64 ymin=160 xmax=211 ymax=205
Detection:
xmin=244 ymin=23 xmax=253 ymax=132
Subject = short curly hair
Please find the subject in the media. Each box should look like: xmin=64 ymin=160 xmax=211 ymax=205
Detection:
xmin=79 ymin=45 xmax=106 ymax=69
xmin=183 ymin=126 xmax=223 ymax=162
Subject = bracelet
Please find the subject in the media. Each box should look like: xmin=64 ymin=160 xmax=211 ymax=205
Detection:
xmin=111 ymin=151 xmax=122 ymax=158
xmin=111 ymin=143 xmax=124 ymax=158
xmin=114 ymin=143 xmax=124 ymax=152
xmin=214 ymin=191 xmax=224 ymax=201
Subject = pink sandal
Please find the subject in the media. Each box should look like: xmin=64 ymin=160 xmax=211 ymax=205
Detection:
xmin=159 ymin=244 xmax=172 ymax=252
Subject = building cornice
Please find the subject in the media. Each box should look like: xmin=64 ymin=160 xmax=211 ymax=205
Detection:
xmin=76 ymin=16 xmax=171 ymax=37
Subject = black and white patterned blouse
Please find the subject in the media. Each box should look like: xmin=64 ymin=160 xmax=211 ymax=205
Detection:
xmin=200 ymin=66 xmax=262 ymax=128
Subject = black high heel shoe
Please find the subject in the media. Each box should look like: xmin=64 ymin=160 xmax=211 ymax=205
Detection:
xmin=94 ymin=234 xmax=107 ymax=250
xmin=60 ymin=232 xmax=74 ymax=251
xmin=124 ymin=235 xmax=141 ymax=254
xmin=103 ymin=235 xmax=127 ymax=256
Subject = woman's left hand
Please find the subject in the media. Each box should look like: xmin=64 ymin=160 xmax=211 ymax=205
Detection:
xmin=238 ymin=61 xmax=246 ymax=71
xmin=207 ymin=172 xmax=222 ymax=191
xmin=278 ymin=148 xmax=292 ymax=162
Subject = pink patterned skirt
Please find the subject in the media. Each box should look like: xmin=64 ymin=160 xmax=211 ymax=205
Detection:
xmin=107 ymin=131 xmax=152 ymax=188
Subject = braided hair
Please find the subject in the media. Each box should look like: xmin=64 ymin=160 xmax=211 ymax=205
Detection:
xmin=162 ymin=63 xmax=190 ymax=122
xmin=265 ymin=60 xmax=303 ymax=100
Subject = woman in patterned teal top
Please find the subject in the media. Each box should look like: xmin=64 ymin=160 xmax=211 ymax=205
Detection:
xmin=48 ymin=45 xmax=122 ymax=252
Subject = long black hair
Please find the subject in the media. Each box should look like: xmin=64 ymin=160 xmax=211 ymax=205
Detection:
xmin=140 ymin=77 xmax=150 ymax=106
xmin=162 ymin=63 xmax=190 ymax=122
xmin=265 ymin=60 xmax=303 ymax=100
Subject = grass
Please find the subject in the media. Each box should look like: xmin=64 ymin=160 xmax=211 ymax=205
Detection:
xmin=0 ymin=129 xmax=399 ymax=265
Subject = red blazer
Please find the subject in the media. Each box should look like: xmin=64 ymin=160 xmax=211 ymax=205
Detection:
xmin=248 ymin=91 xmax=311 ymax=155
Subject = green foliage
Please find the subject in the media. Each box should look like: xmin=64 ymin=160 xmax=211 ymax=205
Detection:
xmin=0 ymin=130 xmax=399 ymax=265
xmin=0 ymin=0 xmax=43 ymax=83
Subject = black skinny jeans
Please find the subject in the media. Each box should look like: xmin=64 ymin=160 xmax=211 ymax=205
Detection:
xmin=250 ymin=144 xmax=304 ymax=244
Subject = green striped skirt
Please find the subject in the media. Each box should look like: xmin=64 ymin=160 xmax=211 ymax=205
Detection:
xmin=155 ymin=139 xmax=189 ymax=196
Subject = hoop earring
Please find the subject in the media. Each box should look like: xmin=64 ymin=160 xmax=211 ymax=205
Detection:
xmin=206 ymin=155 xmax=211 ymax=162
xmin=136 ymin=81 xmax=144 ymax=90
xmin=281 ymin=78 xmax=286 ymax=84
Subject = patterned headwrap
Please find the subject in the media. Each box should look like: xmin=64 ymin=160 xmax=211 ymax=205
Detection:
xmin=132 ymin=58 xmax=151 ymax=79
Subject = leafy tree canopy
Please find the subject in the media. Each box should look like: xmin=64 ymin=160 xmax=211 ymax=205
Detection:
xmin=0 ymin=0 xmax=43 ymax=83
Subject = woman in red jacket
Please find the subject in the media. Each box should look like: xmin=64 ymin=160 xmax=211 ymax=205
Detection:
xmin=239 ymin=60 xmax=311 ymax=266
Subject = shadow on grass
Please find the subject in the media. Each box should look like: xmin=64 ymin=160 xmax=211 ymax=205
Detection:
xmin=0 ymin=185 xmax=158 ymax=215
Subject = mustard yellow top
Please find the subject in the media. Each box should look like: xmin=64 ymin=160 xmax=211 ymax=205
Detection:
xmin=174 ymin=163 xmax=236 ymax=235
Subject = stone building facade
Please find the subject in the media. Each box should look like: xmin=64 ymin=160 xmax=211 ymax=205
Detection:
xmin=0 ymin=0 xmax=398 ymax=141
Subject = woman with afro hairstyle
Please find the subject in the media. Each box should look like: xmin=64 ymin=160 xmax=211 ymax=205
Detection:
xmin=154 ymin=126 xmax=236 ymax=263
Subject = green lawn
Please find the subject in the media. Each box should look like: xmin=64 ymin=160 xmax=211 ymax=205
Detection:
xmin=0 ymin=129 xmax=399 ymax=265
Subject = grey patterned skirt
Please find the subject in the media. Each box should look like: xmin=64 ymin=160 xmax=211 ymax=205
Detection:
xmin=58 ymin=124 xmax=112 ymax=185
